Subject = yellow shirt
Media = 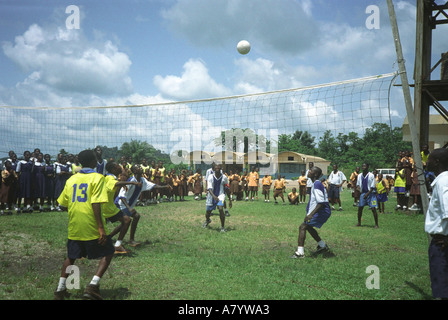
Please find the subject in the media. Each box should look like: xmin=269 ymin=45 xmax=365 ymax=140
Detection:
xmin=248 ymin=172 xmax=259 ymax=187
xmin=395 ymin=169 xmax=406 ymax=188
xmin=102 ymin=174 xmax=120 ymax=219
xmin=298 ymin=175 xmax=307 ymax=186
xmin=159 ymin=167 xmax=166 ymax=182
xmin=376 ymin=179 xmax=387 ymax=194
xmin=288 ymin=191 xmax=298 ymax=200
xmin=274 ymin=179 xmax=284 ymax=190
xmin=262 ymin=176 xmax=272 ymax=185
xmin=57 ymin=169 xmax=108 ymax=241
xmin=421 ymin=151 xmax=429 ymax=165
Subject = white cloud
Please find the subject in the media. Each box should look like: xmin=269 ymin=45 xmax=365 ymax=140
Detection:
xmin=153 ymin=59 xmax=231 ymax=100
xmin=2 ymin=23 xmax=133 ymax=98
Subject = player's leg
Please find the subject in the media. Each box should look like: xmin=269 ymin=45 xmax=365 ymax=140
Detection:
xmin=128 ymin=212 xmax=141 ymax=246
xmin=291 ymin=223 xmax=307 ymax=258
xmin=356 ymin=206 xmax=364 ymax=226
xmin=83 ymin=242 xmax=114 ymax=300
xmin=203 ymin=209 xmax=212 ymax=228
xmin=218 ymin=206 xmax=226 ymax=232
xmin=371 ymin=208 xmax=379 ymax=228
xmin=54 ymin=257 xmax=76 ymax=300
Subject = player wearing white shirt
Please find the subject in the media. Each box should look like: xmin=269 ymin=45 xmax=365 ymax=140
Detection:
xmin=205 ymin=163 xmax=229 ymax=216
xmin=114 ymin=164 xmax=158 ymax=247
xmin=291 ymin=166 xmax=331 ymax=259
xmin=355 ymin=163 xmax=379 ymax=228
xmin=328 ymin=164 xmax=347 ymax=211
xmin=425 ymin=148 xmax=448 ymax=299
xmin=202 ymin=164 xmax=232 ymax=232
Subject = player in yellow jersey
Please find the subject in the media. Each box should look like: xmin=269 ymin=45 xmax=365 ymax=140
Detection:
xmin=54 ymin=150 xmax=113 ymax=300
xmin=102 ymin=161 xmax=142 ymax=254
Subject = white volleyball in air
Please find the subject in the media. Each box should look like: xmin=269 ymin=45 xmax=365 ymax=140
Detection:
xmin=237 ymin=40 xmax=251 ymax=55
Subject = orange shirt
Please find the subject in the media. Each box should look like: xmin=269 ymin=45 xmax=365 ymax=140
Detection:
xmin=274 ymin=179 xmax=284 ymax=190
xmin=248 ymin=171 xmax=259 ymax=187
xmin=298 ymin=175 xmax=307 ymax=186
xmin=262 ymin=176 xmax=272 ymax=186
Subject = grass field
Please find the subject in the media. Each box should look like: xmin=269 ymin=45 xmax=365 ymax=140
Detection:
xmin=0 ymin=188 xmax=432 ymax=301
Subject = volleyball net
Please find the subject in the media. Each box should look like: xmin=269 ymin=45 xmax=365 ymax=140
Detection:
xmin=0 ymin=72 xmax=398 ymax=169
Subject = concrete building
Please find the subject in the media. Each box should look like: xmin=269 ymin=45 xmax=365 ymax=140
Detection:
xmin=186 ymin=150 xmax=330 ymax=179
xmin=402 ymin=114 xmax=448 ymax=149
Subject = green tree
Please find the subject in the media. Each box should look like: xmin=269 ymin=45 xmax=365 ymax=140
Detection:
xmin=278 ymin=130 xmax=317 ymax=155
xmin=119 ymin=140 xmax=170 ymax=164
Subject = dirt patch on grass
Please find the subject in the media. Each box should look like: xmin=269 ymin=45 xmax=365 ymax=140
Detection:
xmin=0 ymin=232 xmax=65 ymax=276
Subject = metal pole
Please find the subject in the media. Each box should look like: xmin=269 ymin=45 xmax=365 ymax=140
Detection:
xmin=387 ymin=0 xmax=429 ymax=217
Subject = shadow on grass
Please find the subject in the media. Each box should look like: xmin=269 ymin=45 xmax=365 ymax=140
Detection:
xmin=404 ymin=281 xmax=433 ymax=300
xmin=310 ymin=250 xmax=336 ymax=259
xmin=69 ymin=287 xmax=131 ymax=300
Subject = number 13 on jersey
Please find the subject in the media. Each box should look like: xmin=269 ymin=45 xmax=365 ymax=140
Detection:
xmin=72 ymin=183 xmax=88 ymax=202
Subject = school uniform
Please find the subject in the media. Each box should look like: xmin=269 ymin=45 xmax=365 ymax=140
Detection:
xmin=376 ymin=178 xmax=388 ymax=203
xmin=16 ymin=159 xmax=34 ymax=199
xmin=357 ymin=172 xmax=378 ymax=209
xmin=115 ymin=176 xmax=155 ymax=216
xmin=298 ymin=175 xmax=307 ymax=196
xmin=306 ymin=180 xmax=331 ymax=228
xmin=193 ymin=173 xmax=203 ymax=195
xmin=273 ymin=179 xmax=284 ymax=197
xmin=248 ymin=171 xmax=258 ymax=191
xmin=425 ymin=171 xmax=448 ymax=298
xmin=288 ymin=191 xmax=299 ymax=204
xmin=394 ymin=169 xmax=406 ymax=194
xmin=33 ymin=161 xmax=46 ymax=199
xmin=0 ymin=169 xmax=17 ymax=206
xmin=261 ymin=176 xmax=272 ymax=195
xmin=44 ymin=162 xmax=55 ymax=200
xmin=54 ymin=163 xmax=72 ymax=200
xmin=230 ymin=174 xmax=240 ymax=194
xmin=206 ymin=173 xmax=228 ymax=211
xmin=328 ymin=170 xmax=346 ymax=199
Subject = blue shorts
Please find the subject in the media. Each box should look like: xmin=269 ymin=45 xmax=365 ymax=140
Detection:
xmin=328 ymin=184 xmax=340 ymax=199
xmin=206 ymin=200 xmax=224 ymax=212
xmin=429 ymin=236 xmax=448 ymax=298
xmin=106 ymin=210 xmax=124 ymax=223
xmin=394 ymin=186 xmax=405 ymax=194
xmin=306 ymin=206 xmax=331 ymax=229
xmin=67 ymin=237 xmax=115 ymax=260
xmin=359 ymin=193 xmax=378 ymax=208
xmin=377 ymin=193 xmax=388 ymax=203
xmin=121 ymin=207 xmax=134 ymax=217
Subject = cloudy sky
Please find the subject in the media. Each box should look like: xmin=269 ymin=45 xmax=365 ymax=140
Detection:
xmin=0 ymin=0 xmax=444 ymax=158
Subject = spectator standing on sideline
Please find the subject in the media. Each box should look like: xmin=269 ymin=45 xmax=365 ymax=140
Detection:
xmin=327 ymin=164 xmax=346 ymax=211
xmin=355 ymin=163 xmax=379 ymax=229
xmin=425 ymin=148 xmax=448 ymax=300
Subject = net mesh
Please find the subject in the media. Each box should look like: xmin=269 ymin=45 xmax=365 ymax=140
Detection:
xmin=0 ymin=72 xmax=397 ymax=164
